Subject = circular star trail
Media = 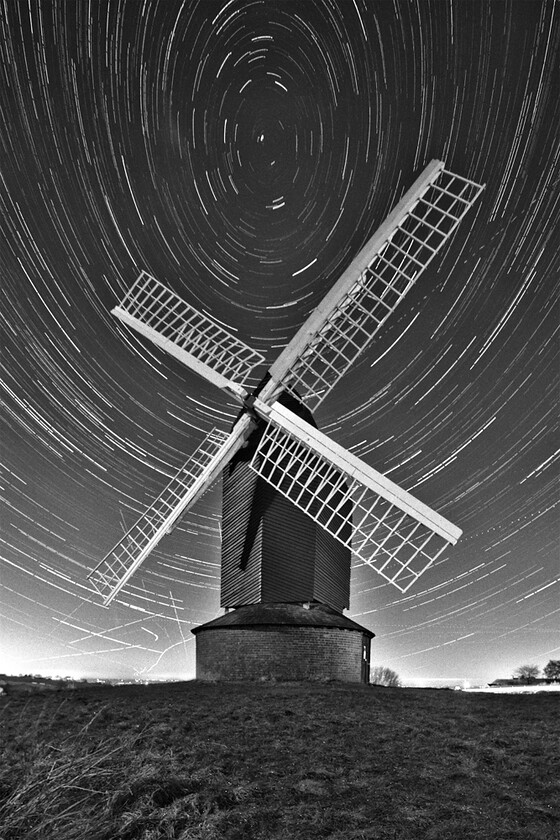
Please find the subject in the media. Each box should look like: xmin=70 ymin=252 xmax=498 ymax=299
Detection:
xmin=1 ymin=0 xmax=558 ymax=684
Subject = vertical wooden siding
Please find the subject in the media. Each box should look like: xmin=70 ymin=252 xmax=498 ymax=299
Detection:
xmin=313 ymin=524 xmax=351 ymax=612
xmin=221 ymin=459 xmax=262 ymax=606
xmin=261 ymin=487 xmax=316 ymax=602
xmin=220 ymin=392 xmax=351 ymax=611
xmin=221 ymin=454 xmax=351 ymax=610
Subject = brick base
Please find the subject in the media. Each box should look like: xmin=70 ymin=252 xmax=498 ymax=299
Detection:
xmin=195 ymin=625 xmax=367 ymax=682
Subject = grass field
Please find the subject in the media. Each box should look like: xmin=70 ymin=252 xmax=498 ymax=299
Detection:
xmin=1 ymin=681 xmax=558 ymax=839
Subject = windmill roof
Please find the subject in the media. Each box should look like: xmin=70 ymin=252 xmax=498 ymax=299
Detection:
xmin=191 ymin=602 xmax=374 ymax=637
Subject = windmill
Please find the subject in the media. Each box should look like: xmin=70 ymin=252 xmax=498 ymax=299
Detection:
xmin=88 ymin=160 xmax=484 ymax=682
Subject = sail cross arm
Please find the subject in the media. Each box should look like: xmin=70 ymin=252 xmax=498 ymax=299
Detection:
xmin=259 ymin=160 xmax=484 ymax=410
xmin=256 ymin=400 xmax=461 ymax=541
xmin=88 ymin=414 xmax=256 ymax=605
xmin=251 ymin=400 xmax=461 ymax=592
xmin=113 ymin=307 xmax=248 ymax=403
xmin=112 ymin=271 xmax=265 ymax=400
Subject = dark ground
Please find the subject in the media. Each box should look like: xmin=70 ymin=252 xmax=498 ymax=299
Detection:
xmin=1 ymin=681 xmax=558 ymax=839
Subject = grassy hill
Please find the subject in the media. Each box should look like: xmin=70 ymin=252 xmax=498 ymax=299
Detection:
xmin=1 ymin=681 xmax=558 ymax=839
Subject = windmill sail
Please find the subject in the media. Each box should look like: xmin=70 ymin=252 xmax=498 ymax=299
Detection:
xmin=251 ymin=401 xmax=460 ymax=592
xmin=89 ymin=159 xmax=480 ymax=605
xmin=260 ymin=161 xmax=484 ymax=410
xmin=88 ymin=415 xmax=255 ymax=605
xmin=113 ymin=271 xmax=264 ymax=400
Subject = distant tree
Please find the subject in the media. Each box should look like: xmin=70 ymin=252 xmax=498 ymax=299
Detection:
xmin=370 ymin=666 xmax=401 ymax=687
xmin=543 ymin=660 xmax=560 ymax=681
xmin=513 ymin=664 xmax=540 ymax=683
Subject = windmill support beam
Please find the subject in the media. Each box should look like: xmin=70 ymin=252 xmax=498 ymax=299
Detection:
xmin=113 ymin=307 xmax=248 ymax=404
xmin=259 ymin=160 xmax=484 ymax=410
xmin=255 ymin=399 xmax=461 ymax=544
xmin=260 ymin=160 xmax=446 ymax=401
xmin=88 ymin=413 xmax=257 ymax=605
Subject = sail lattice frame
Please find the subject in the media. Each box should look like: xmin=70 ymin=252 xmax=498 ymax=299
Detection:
xmin=250 ymin=405 xmax=460 ymax=592
xmin=114 ymin=272 xmax=264 ymax=388
xmin=89 ymin=160 xmax=479 ymax=605
xmin=88 ymin=427 xmax=231 ymax=604
xmin=275 ymin=166 xmax=484 ymax=410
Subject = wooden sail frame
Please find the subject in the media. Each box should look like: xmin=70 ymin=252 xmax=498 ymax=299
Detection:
xmin=88 ymin=161 xmax=484 ymax=604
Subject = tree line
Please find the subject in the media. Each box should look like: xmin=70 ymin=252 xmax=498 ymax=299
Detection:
xmin=512 ymin=660 xmax=560 ymax=683
xmin=370 ymin=660 xmax=560 ymax=688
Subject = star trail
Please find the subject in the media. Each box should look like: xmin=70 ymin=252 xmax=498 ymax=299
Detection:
xmin=1 ymin=0 xmax=558 ymax=684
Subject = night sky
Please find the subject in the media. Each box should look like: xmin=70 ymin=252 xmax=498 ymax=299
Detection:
xmin=1 ymin=0 xmax=558 ymax=686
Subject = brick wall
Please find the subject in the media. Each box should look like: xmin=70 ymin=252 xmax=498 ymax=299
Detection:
xmin=195 ymin=626 xmax=365 ymax=682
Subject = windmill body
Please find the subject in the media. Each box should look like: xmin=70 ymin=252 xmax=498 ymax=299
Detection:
xmin=87 ymin=160 xmax=484 ymax=682
xmin=209 ymin=391 xmax=358 ymax=683
xmin=221 ymin=460 xmax=351 ymax=612
xmin=220 ymin=388 xmax=351 ymax=612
